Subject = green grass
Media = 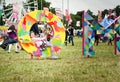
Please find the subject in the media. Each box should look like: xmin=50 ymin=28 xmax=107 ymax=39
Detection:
xmin=0 ymin=37 xmax=120 ymax=82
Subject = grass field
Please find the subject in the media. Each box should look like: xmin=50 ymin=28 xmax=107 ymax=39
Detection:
xmin=0 ymin=37 xmax=120 ymax=82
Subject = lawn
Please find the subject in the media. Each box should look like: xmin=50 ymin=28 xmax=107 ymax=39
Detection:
xmin=0 ymin=37 xmax=120 ymax=82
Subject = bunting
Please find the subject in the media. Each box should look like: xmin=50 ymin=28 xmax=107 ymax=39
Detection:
xmin=65 ymin=9 xmax=72 ymax=25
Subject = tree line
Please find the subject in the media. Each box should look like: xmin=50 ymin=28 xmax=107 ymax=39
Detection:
xmin=0 ymin=0 xmax=120 ymax=29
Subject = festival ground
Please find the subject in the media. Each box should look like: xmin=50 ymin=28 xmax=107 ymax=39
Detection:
xmin=0 ymin=37 xmax=120 ymax=82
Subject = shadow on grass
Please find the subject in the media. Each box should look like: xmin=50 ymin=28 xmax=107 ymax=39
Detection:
xmin=14 ymin=57 xmax=62 ymax=61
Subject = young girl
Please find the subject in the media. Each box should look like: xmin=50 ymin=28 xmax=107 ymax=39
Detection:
xmin=30 ymin=31 xmax=58 ymax=59
xmin=30 ymin=31 xmax=46 ymax=51
xmin=7 ymin=25 xmax=19 ymax=53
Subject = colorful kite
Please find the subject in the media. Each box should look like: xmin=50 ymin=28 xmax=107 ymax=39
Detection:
xmin=17 ymin=10 xmax=65 ymax=57
xmin=115 ymin=17 xmax=120 ymax=52
xmin=83 ymin=12 xmax=95 ymax=56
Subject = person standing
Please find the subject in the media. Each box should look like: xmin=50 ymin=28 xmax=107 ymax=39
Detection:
xmin=65 ymin=28 xmax=69 ymax=46
xmin=68 ymin=25 xmax=74 ymax=46
xmin=94 ymin=30 xmax=99 ymax=46
xmin=7 ymin=25 xmax=19 ymax=53
xmin=30 ymin=30 xmax=58 ymax=59
xmin=108 ymin=38 xmax=112 ymax=45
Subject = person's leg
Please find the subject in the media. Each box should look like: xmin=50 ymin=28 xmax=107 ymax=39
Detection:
xmin=111 ymin=39 xmax=112 ymax=45
xmin=46 ymin=41 xmax=58 ymax=59
xmin=108 ymin=39 xmax=110 ymax=45
xmin=68 ymin=36 xmax=71 ymax=43
xmin=96 ymin=39 xmax=99 ymax=46
xmin=94 ymin=39 xmax=96 ymax=45
xmin=110 ymin=39 xmax=112 ymax=45
xmin=65 ymin=39 xmax=67 ymax=46
xmin=17 ymin=43 xmax=21 ymax=50
xmin=111 ymin=41 xmax=112 ymax=45
xmin=15 ymin=43 xmax=19 ymax=53
xmin=30 ymin=54 xmax=33 ymax=59
xmin=65 ymin=36 xmax=67 ymax=46
xmin=71 ymin=35 xmax=74 ymax=46
xmin=8 ymin=44 xmax=12 ymax=53
xmin=65 ymin=41 xmax=67 ymax=46
xmin=46 ymin=42 xmax=54 ymax=55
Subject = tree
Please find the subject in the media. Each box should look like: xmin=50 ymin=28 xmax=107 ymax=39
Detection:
xmin=38 ymin=0 xmax=50 ymax=10
xmin=102 ymin=9 xmax=108 ymax=18
xmin=114 ymin=5 xmax=120 ymax=16
xmin=49 ymin=7 xmax=55 ymax=14
xmin=28 ymin=0 xmax=50 ymax=10
xmin=0 ymin=19 xmax=2 ymax=26
xmin=76 ymin=11 xmax=82 ymax=29
xmin=28 ymin=0 xmax=56 ymax=14
xmin=70 ymin=14 xmax=77 ymax=29
xmin=87 ymin=10 xmax=93 ymax=16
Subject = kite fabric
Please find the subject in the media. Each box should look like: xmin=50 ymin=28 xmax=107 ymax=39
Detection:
xmin=17 ymin=10 xmax=65 ymax=57
xmin=83 ymin=12 xmax=96 ymax=56
xmin=83 ymin=12 xmax=120 ymax=56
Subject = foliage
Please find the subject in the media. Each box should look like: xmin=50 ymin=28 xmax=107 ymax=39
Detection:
xmin=28 ymin=0 xmax=55 ymax=14
xmin=49 ymin=7 xmax=55 ymax=14
xmin=27 ymin=0 xmax=50 ymax=11
xmin=0 ymin=0 xmax=120 ymax=27
xmin=70 ymin=11 xmax=82 ymax=29
xmin=102 ymin=9 xmax=109 ymax=18
xmin=0 ymin=16 xmax=4 ymax=25
xmin=71 ymin=5 xmax=120 ymax=29
xmin=38 ymin=0 xmax=50 ymax=10
xmin=114 ymin=5 xmax=120 ymax=16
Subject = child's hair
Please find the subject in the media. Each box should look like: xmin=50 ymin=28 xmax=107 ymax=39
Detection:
xmin=8 ymin=25 xmax=16 ymax=31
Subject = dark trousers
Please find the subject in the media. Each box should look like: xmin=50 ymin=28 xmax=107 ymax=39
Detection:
xmin=69 ymin=35 xmax=74 ymax=46
xmin=108 ymin=39 xmax=112 ymax=45
xmin=95 ymin=39 xmax=99 ymax=46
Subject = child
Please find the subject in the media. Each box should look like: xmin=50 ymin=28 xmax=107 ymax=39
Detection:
xmin=30 ymin=31 xmax=58 ymax=59
xmin=7 ymin=25 xmax=19 ymax=53
xmin=30 ymin=31 xmax=46 ymax=51
xmin=39 ymin=32 xmax=47 ymax=51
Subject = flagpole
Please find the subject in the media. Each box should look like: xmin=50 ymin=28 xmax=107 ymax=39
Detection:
xmin=82 ymin=11 xmax=84 ymax=56
xmin=114 ymin=11 xmax=117 ymax=55
xmin=62 ymin=0 xmax=64 ymax=23
xmin=67 ymin=0 xmax=69 ymax=12
xmin=67 ymin=0 xmax=69 ymax=27
xmin=41 ymin=0 xmax=42 ymax=10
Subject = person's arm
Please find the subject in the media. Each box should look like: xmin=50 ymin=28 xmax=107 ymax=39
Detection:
xmin=73 ymin=28 xmax=75 ymax=36
xmin=7 ymin=30 xmax=12 ymax=33
xmin=32 ymin=36 xmax=46 ymax=42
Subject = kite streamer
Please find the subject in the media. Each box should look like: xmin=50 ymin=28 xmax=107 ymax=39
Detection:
xmin=17 ymin=10 xmax=65 ymax=57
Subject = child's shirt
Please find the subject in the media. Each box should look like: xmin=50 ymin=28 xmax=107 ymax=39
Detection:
xmin=31 ymin=37 xmax=43 ymax=48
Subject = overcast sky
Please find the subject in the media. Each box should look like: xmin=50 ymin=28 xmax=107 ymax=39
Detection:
xmin=46 ymin=0 xmax=120 ymax=15
xmin=4 ymin=0 xmax=120 ymax=15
